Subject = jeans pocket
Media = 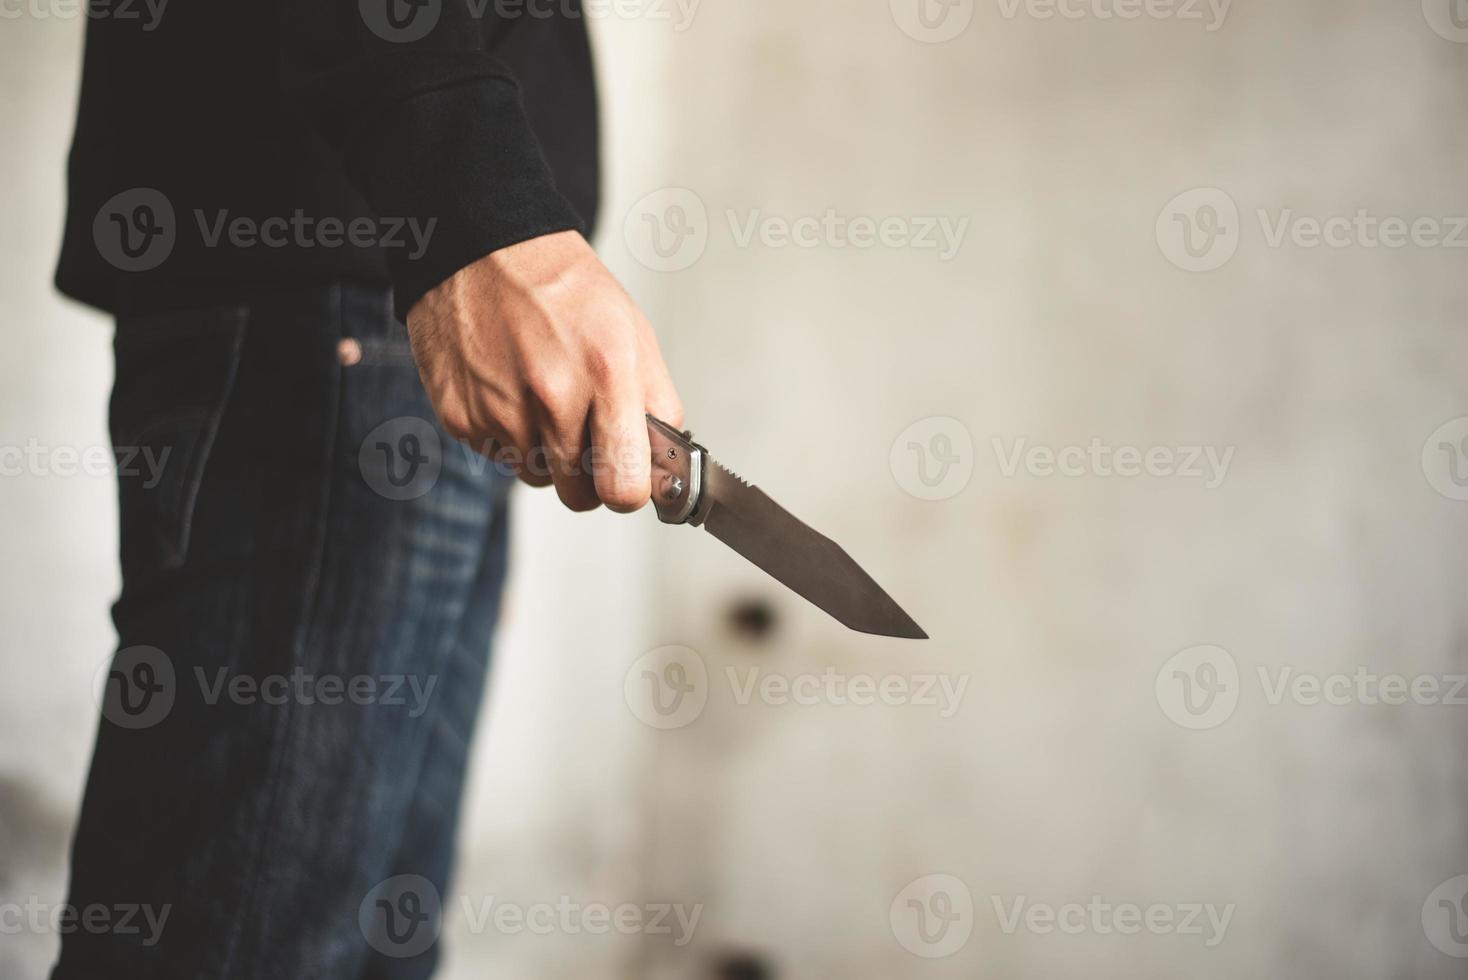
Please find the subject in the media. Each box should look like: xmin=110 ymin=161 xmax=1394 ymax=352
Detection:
xmin=110 ymin=305 xmax=248 ymax=574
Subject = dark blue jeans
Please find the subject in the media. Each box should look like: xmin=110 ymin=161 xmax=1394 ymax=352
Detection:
xmin=53 ymin=283 xmax=511 ymax=980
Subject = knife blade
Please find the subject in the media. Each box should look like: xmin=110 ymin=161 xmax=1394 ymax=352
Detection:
xmin=646 ymin=415 xmax=927 ymax=639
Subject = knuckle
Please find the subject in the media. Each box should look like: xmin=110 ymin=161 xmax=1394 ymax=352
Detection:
xmin=439 ymin=408 xmax=472 ymax=442
xmin=585 ymin=341 xmax=637 ymax=390
xmin=527 ymin=367 xmax=577 ymax=413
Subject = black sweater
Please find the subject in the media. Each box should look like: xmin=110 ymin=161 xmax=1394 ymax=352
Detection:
xmin=56 ymin=0 xmax=599 ymax=319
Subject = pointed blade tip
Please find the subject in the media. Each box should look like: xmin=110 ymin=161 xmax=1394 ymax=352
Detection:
xmin=849 ymin=606 xmax=928 ymax=640
xmin=890 ymin=619 xmax=929 ymax=641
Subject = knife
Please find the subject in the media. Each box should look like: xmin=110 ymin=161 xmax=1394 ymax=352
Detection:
xmin=646 ymin=415 xmax=927 ymax=639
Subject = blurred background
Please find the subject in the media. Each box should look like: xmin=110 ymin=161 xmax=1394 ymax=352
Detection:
xmin=4 ymin=0 xmax=1468 ymax=977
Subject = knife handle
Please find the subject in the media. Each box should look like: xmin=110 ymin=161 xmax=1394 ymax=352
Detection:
xmin=646 ymin=414 xmax=704 ymax=525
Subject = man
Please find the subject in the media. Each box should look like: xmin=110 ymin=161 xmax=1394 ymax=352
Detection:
xmin=52 ymin=2 xmax=679 ymax=977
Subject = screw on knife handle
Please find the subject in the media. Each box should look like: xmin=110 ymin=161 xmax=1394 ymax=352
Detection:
xmin=647 ymin=414 xmax=703 ymax=525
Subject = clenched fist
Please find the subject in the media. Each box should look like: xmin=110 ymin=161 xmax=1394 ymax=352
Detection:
xmin=406 ymin=230 xmax=684 ymax=513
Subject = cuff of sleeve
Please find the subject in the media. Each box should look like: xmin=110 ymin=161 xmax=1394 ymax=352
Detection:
xmin=342 ymin=76 xmax=586 ymax=321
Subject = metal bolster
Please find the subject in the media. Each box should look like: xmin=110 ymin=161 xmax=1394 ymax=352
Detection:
xmin=647 ymin=414 xmax=704 ymax=525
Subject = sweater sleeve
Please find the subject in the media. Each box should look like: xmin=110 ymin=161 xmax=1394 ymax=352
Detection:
xmin=278 ymin=2 xmax=585 ymax=318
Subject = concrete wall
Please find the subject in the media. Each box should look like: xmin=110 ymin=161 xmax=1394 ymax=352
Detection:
xmin=3 ymin=2 xmax=1467 ymax=978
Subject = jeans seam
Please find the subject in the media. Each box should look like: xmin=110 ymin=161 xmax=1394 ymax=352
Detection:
xmin=216 ymin=283 xmax=345 ymax=980
xmin=169 ymin=311 xmax=249 ymax=569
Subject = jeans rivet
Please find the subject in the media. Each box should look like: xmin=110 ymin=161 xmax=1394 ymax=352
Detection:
xmin=337 ymin=338 xmax=363 ymax=367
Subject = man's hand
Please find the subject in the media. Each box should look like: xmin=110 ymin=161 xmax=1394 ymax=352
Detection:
xmin=406 ymin=231 xmax=684 ymax=513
